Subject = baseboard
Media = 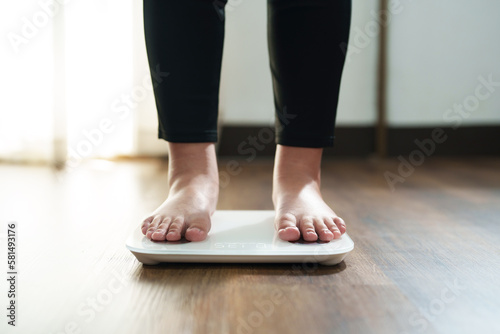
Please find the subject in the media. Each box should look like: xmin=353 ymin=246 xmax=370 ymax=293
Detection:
xmin=387 ymin=126 xmax=500 ymax=156
xmin=217 ymin=125 xmax=500 ymax=157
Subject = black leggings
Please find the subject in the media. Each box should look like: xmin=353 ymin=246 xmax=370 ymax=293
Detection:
xmin=143 ymin=0 xmax=351 ymax=148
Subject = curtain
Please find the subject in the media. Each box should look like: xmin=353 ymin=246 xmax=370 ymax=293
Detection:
xmin=0 ymin=0 xmax=164 ymax=165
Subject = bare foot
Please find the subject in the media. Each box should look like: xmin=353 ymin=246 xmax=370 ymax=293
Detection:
xmin=272 ymin=145 xmax=346 ymax=242
xmin=141 ymin=143 xmax=219 ymax=242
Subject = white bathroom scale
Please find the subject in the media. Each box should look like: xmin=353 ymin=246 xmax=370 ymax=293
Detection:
xmin=126 ymin=210 xmax=354 ymax=266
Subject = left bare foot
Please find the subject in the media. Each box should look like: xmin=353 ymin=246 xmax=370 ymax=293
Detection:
xmin=272 ymin=145 xmax=346 ymax=242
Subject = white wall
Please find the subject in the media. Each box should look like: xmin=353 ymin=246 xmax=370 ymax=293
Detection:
xmin=337 ymin=0 xmax=380 ymax=125
xmin=219 ymin=0 xmax=273 ymax=125
xmin=220 ymin=0 xmax=379 ymax=126
xmin=387 ymin=0 xmax=500 ymax=126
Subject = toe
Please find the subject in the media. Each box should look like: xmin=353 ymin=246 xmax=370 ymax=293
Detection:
xmin=325 ymin=217 xmax=342 ymax=239
xmin=146 ymin=216 xmax=163 ymax=239
xmin=275 ymin=213 xmax=300 ymax=241
xmin=141 ymin=216 xmax=154 ymax=235
xmin=333 ymin=216 xmax=346 ymax=235
xmin=299 ymin=216 xmax=318 ymax=242
xmin=151 ymin=217 xmax=171 ymax=241
xmin=314 ymin=218 xmax=334 ymax=242
xmin=166 ymin=217 xmax=185 ymax=241
xmin=185 ymin=216 xmax=211 ymax=242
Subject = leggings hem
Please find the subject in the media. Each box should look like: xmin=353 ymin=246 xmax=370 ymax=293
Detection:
xmin=158 ymin=130 xmax=218 ymax=143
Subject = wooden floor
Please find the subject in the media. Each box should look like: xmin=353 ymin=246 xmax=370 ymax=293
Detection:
xmin=1 ymin=157 xmax=499 ymax=334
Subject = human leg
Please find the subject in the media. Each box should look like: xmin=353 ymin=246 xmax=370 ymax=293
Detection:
xmin=141 ymin=0 xmax=227 ymax=241
xmin=267 ymin=0 xmax=351 ymax=241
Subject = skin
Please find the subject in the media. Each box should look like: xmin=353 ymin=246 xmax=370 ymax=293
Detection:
xmin=141 ymin=143 xmax=346 ymax=242
xmin=141 ymin=142 xmax=219 ymax=242
xmin=272 ymin=145 xmax=346 ymax=242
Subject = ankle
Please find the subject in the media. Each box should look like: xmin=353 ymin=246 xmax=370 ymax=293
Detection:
xmin=273 ymin=145 xmax=322 ymax=183
xmin=272 ymin=145 xmax=324 ymax=204
xmin=272 ymin=169 xmax=322 ymax=205
xmin=166 ymin=142 xmax=219 ymax=190
xmin=273 ymin=145 xmax=322 ymax=178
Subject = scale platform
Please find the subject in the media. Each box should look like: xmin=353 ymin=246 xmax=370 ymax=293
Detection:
xmin=126 ymin=210 xmax=354 ymax=266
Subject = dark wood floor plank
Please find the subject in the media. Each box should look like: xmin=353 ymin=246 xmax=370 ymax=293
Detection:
xmin=0 ymin=157 xmax=499 ymax=334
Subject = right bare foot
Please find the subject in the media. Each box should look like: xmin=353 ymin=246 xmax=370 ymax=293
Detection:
xmin=141 ymin=143 xmax=219 ymax=242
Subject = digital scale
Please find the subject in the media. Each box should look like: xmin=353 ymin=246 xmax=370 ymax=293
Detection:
xmin=126 ymin=210 xmax=354 ymax=266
